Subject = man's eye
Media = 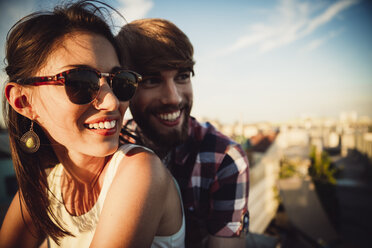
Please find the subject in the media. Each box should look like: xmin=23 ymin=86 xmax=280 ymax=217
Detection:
xmin=175 ymin=72 xmax=191 ymax=83
xmin=141 ymin=77 xmax=162 ymax=87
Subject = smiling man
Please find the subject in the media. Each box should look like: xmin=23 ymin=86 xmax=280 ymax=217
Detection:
xmin=116 ymin=18 xmax=250 ymax=248
xmin=128 ymin=67 xmax=193 ymax=159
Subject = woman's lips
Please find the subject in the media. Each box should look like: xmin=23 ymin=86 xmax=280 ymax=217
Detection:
xmin=84 ymin=119 xmax=118 ymax=136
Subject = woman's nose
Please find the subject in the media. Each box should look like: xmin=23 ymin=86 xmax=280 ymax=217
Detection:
xmin=93 ymin=81 xmax=120 ymax=110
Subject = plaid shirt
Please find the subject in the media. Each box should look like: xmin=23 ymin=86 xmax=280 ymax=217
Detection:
xmin=120 ymin=117 xmax=250 ymax=247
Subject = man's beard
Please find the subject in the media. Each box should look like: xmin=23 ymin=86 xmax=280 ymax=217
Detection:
xmin=130 ymin=101 xmax=192 ymax=156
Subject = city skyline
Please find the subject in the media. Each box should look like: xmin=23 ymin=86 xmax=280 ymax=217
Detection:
xmin=0 ymin=0 xmax=371 ymax=125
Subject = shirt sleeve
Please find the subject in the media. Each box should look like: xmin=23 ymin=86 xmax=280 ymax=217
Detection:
xmin=207 ymin=143 xmax=250 ymax=237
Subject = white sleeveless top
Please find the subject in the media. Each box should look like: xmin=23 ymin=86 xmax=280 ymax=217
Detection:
xmin=47 ymin=144 xmax=185 ymax=247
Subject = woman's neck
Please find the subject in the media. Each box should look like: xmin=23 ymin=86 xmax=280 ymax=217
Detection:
xmin=53 ymin=146 xmax=113 ymax=216
xmin=53 ymin=144 xmax=109 ymax=183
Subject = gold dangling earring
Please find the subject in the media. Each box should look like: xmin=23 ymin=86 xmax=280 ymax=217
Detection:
xmin=20 ymin=121 xmax=40 ymax=153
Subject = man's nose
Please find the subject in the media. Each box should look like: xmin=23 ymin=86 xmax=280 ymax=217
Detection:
xmin=160 ymin=80 xmax=182 ymax=105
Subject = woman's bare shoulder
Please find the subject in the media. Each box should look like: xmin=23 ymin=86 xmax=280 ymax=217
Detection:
xmin=116 ymin=145 xmax=171 ymax=185
xmin=91 ymin=146 xmax=172 ymax=247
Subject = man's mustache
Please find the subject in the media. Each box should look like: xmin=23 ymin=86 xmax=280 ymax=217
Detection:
xmin=149 ymin=102 xmax=189 ymax=114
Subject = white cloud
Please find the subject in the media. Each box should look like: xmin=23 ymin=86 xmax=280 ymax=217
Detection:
xmin=301 ymin=28 xmax=343 ymax=53
xmin=301 ymin=0 xmax=357 ymax=36
xmin=221 ymin=0 xmax=358 ymax=55
xmin=115 ymin=0 xmax=153 ymax=24
xmin=303 ymin=37 xmax=326 ymax=52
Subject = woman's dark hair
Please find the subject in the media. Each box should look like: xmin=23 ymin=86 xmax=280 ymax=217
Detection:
xmin=2 ymin=0 xmax=122 ymax=243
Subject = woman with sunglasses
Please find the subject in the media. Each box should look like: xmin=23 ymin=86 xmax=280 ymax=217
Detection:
xmin=0 ymin=1 xmax=184 ymax=247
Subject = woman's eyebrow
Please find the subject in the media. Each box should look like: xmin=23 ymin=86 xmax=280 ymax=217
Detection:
xmin=111 ymin=66 xmax=123 ymax=73
xmin=59 ymin=64 xmax=92 ymax=71
xmin=61 ymin=64 xmax=123 ymax=73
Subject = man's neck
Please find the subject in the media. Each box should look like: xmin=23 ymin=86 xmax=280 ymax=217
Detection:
xmin=135 ymin=127 xmax=171 ymax=160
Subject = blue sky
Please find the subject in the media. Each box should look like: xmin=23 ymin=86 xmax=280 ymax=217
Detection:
xmin=0 ymin=0 xmax=371 ymax=124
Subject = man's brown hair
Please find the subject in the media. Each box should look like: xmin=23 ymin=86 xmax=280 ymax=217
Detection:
xmin=116 ymin=18 xmax=195 ymax=75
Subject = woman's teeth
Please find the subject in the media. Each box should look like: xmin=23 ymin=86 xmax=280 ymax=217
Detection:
xmin=88 ymin=120 xmax=116 ymax=129
xmin=159 ymin=111 xmax=181 ymax=121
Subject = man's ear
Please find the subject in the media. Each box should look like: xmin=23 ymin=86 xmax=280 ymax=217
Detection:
xmin=5 ymin=82 xmax=35 ymax=119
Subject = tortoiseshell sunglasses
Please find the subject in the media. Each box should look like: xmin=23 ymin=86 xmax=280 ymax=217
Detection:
xmin=17 ymin=68 xmax=142 ymax=105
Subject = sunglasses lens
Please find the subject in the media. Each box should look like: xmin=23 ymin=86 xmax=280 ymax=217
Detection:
xmin=64 ymin=70 xmax=100 ymax=104
xmin=112 ymin=71 xmax=138 ymax=101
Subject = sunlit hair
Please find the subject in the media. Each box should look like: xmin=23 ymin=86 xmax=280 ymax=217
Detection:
xmin=2 ymin=0 xmax=121 ymax=244
xmin=116 ymin=18 xmax=195 ymax=75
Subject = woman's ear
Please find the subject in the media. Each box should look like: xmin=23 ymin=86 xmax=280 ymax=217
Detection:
xmin=5 ymin=82 xmax=35 ymax=119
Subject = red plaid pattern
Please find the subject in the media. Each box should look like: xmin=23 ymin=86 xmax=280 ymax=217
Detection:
xmin=120 ymin=117 xmax=250 ymax=247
